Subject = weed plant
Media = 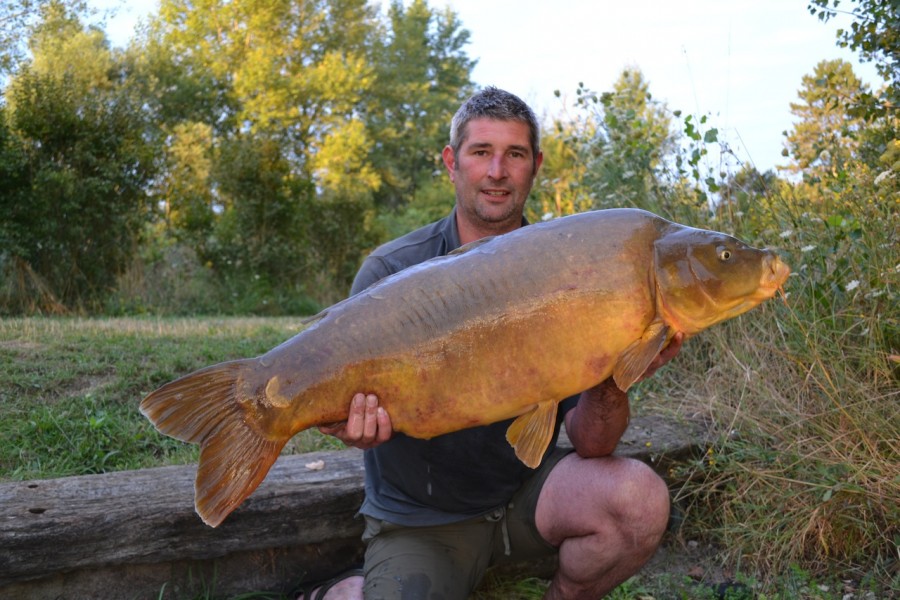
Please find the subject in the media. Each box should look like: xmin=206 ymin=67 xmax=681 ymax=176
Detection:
xmin=649 ymin=165 xmax=898 ymax=591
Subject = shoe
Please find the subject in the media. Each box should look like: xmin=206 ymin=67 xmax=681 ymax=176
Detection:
xmin=292 ymin=566 xmax=365 ymax=600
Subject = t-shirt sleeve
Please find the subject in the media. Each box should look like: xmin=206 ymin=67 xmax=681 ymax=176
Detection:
xmin=350 ymin=256 xmax=393 ymax=296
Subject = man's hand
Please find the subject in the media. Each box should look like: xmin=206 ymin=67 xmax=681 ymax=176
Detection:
xmin=318 ymin=393 xmax=393 ymax=449
xmin=635 ymin=332 xmax=684 ymax=384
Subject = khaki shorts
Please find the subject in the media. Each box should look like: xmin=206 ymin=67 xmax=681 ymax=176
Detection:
xmin=360 ymin=447 xmax=572 ymax=600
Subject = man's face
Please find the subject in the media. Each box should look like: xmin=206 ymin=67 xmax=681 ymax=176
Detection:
xmin=442 ymin=118 xmax=543 ymax=233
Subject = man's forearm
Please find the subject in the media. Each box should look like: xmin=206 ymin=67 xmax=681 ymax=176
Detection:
xmin=565 ymin=379 xmax=630 ymax=457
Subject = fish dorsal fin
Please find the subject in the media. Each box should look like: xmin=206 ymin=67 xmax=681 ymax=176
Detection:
xmin=506 ymin=400 xmax=558 ymax=469
xmin=613 ymin=320 xmax=670 ymax=392
xmin=448 ymin=235 xmax=498 ymax=256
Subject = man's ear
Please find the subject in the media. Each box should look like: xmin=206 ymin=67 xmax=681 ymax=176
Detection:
xmin=442 ymin=145 xmax=457 ymax=181
xmin=533 ymin=150 xmax=544 ymax=176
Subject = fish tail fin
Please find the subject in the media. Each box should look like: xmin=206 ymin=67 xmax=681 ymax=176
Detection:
xmin=139 ymin=360 xmax=287 ymax=527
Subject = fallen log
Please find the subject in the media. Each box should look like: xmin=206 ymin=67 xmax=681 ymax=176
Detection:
xmin=0 ymin=414 xmax=708 ymax=600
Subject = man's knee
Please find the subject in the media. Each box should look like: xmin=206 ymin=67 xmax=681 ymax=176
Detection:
xmin=606 ymin=458 xmax=670 ymax=541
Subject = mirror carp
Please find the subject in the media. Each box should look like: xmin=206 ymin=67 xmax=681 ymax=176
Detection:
xmin=140 ymin=208 xmax=790 ymax=526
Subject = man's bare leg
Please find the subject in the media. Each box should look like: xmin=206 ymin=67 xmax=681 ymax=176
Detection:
xmin=535 ymin=454 xmax=670 ymax=599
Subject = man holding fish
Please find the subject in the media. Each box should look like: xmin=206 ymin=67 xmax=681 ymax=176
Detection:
xmin=300 ymin=87 xmax=683 ymax=600
xmin=142 ymin=84 xmax=788 ymax=597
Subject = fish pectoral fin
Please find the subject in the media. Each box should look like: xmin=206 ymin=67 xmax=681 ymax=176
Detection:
xmin=613 ymin=320 xmax=670 ymax=392
xmin=140 ymin=359 xmax=288 ymax=527
xmin=506 ymin=400 xmax=558 ymax=469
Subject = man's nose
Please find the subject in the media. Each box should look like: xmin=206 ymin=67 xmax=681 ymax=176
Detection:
xmin=487 ymin=155 xmax=508 ymax=180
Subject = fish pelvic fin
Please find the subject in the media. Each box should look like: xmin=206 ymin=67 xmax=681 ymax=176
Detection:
xmin=139 ymin=360 xmax=287 ymax=527
xmin=613 ymin=320 xmax=670 ymax=392
xmin=506 ymin=400 xmax=559 ymax=469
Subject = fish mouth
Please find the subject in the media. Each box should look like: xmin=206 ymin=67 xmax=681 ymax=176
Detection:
xmin=758 ymin=254 xmax=791 ymax=299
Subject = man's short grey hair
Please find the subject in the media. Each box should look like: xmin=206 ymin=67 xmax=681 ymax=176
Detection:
xmin=449 ymin=87 xmax=541 ymax=170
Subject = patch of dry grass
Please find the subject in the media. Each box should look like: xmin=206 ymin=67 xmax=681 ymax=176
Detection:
xmin=658 ymin=269 xmax=897 ymax=589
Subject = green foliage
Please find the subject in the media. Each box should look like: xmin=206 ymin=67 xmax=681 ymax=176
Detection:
xmin=535 ymin=73 xmax=678 ymax=219
xmin=0 ymin=0 xmax=474 ymax=315
xmin=365 ymin=0 xmax=475 ymax=209
xmin=375 ymin=174 xmax=456 ymax=240
xmin=157 ymin=121 xmax=217 ymax=240
xmin=534 ymin=58 xmax=898 ymax=592
xmin=210 ymin=135 xmax=311 ymax=280
xmin=808 ymin=0 xmax=900 ymax=119
xmin=781 ymin=59 xmax=869 ymax=182
xmin=536 ymin=72 xmax=721 ymax=226
xmin=106 ymin=234 xmax=238 ymax=316
xmin=2 ymin=71 xmax=153 ymax=310
xmin=664 ymin=169 xmax=898 ymax=587
xmin=591 ymin=69 xmax=677 ymax=209
xmin=0 ymin=0 xmax=88 ymax=76
xmin=653 ymin=54 xmax=898 ymax=586
xmin=532 ymin=115 xmax=595 ymax=219
xmin=122 ymin=0 xmax=473 ymax=312
xmin=0 ymin=4 xmax=155 ymax=313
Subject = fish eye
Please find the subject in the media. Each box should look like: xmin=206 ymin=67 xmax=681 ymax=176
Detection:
xmin=717 ymin=246 xmax=732 ymax=261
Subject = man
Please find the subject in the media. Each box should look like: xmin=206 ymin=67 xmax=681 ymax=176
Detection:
xmin=299 ymin=87 xmax=682 ymax=600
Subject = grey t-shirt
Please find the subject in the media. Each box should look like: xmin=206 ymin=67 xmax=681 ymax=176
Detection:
xmin=350 ymin=208 xmax=578 ymax=526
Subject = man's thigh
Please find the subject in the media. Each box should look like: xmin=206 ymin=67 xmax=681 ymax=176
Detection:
xmin=362 ymin=516 xmax=494 ymax=600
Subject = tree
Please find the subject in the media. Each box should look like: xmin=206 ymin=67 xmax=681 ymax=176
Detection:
xmin=595 ymin=69 xmax=675 ymax=206
xmin=808 ymin=0 xmax=899 ymax=118
xmin=0 ymin=0 xmax=86 ymax=77
xmin=364 ymin=0 xmax=475 ymax=209
xmin=781 ymin=59 xmax=868 ymax=181
xmin=558 ymin=71 xmax=676 ymax=214
xmin=0 ymin=2 xmax=154 ymax=311
xmin=157 ymin=121 xmax=217 ymax=241
xmin=138 ymin=0 xmax=474 ymax=302
xmin=211 ymin=134 xmax=311 ymax=283
xmin=150 ymin=0 xmax=378 ymax=182
xmin=530 ymin=97 xmax=597 ymax=220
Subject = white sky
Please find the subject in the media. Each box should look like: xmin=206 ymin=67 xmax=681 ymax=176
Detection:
xmin=90 ymin=0 xmax=881 ymax=175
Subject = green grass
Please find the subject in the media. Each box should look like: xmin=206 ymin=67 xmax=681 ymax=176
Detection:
xmin=0 ymin=316 xmax=340 ymax=481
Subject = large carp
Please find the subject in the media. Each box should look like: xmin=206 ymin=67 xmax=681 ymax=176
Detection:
xmin=140 ymin=208 xmax=789 ymax=527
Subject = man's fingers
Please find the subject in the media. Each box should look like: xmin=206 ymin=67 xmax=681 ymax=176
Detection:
xmin=375 ymin=406 xmax=392 ymax=443
xmin=343 ymin=393 xmax=367 ymax=441
xmin=362 ymin=394 xmax=379 ymax=441
xmin=318 ymin=393 xmax=391 ymax=449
